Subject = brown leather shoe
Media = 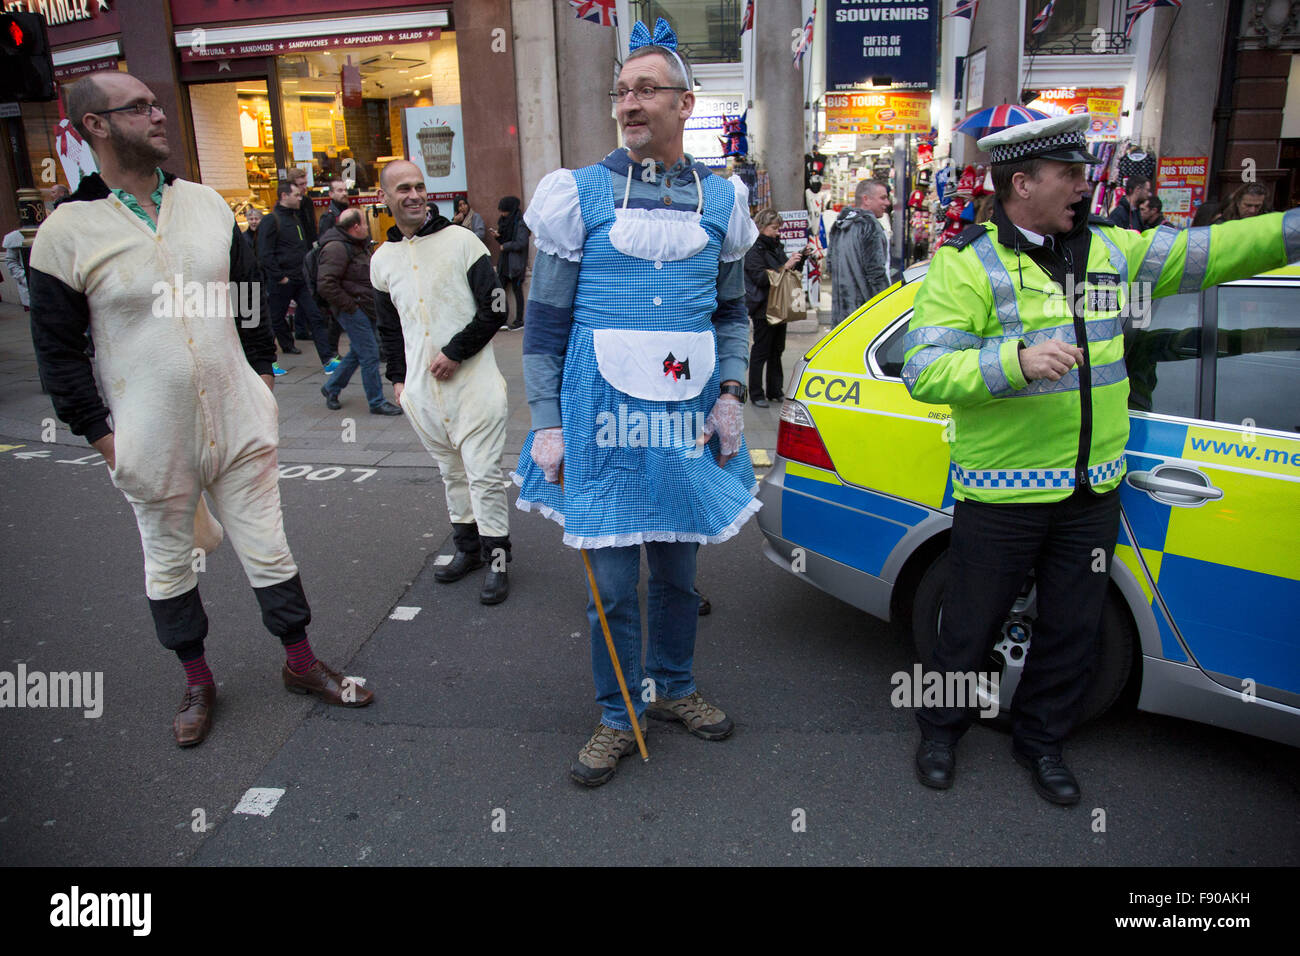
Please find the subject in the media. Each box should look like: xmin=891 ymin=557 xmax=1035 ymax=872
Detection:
xmin=174 ymin=684 xmax=215 ymax=747
xmin=282 ymin=661 xmax=373 ymax=707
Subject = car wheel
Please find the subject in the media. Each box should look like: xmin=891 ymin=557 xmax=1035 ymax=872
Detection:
xmin=911 ymin=553 xmax=1134 ymax=729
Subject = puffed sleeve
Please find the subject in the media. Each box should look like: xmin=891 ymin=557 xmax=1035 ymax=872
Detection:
xmin=524 ymin=169 xmax=585 ymax=263
xmin=720 ymin=174 xmax=759 ymax=262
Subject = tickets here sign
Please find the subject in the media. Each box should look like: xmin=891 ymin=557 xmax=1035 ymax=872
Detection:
xmin=778 ymin=210 xmax=810 ymax=257
xmin=824 ymin=91 xmax=931 ymax=134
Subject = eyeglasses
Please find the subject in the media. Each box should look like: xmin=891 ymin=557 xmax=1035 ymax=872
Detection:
xmin=94 ymin=102 xmax=165 ymax=118
xmin=608 ymin=85 xmax=688 ymax=104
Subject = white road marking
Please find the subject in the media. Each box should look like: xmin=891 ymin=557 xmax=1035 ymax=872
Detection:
xmin=433 ymin=555 xmax=453 ymax=566
xmin=389 ymin=606 xmax=421 ymax=621
xmin=234 ymin=787 xmax=285 ymax=817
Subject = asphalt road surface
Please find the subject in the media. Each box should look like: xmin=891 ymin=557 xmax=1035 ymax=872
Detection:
xmin=2 ymin=441 xmax=1297 ymax=867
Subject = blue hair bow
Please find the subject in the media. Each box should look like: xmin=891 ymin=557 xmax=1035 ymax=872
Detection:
xmin=629 ymin=16 xmax=677 ymax=52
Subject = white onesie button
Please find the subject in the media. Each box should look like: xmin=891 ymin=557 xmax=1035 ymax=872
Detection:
xmin=654 ymin=261 xmax=663 ymax=270
xmin=653 ymin=296 xmax=662 ymax=306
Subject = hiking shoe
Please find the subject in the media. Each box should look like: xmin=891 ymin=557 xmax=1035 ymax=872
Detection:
xmin=570 ymin=718 xmax=647 ymax=787
xmin=647 ymin=690 xmax=733 ymax=740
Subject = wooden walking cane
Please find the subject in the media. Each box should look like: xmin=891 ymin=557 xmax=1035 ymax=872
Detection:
xmin=561 ymin=472 xmax=649 ymax=762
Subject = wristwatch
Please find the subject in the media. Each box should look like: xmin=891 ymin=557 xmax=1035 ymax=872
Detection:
xmin=719 ymin=383 xmax=747 ymax=403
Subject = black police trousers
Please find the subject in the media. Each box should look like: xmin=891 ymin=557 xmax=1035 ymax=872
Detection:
xmin=916 ymin=485 xmax=1122 ymax=757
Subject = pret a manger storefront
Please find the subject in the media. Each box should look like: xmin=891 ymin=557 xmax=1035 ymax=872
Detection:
xmin=5 ymin=0 xmax=521 ymax=244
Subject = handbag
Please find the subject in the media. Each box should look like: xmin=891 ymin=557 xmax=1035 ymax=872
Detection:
xmin=765 ymin=267 xmax=806 ymax=325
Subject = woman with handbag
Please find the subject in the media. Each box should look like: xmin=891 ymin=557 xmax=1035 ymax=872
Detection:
xmin=744 ymin=208 xmax=810 ymax=408
xmin=488 ymin=195 xmax=530 ymax=330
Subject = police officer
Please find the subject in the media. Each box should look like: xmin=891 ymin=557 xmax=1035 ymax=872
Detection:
xmin=903 ymin=113 xmax=1299 ymax=805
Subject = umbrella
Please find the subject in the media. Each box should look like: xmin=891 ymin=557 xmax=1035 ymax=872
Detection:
xmin=955 ymin=104 xmax=1051 ymax=139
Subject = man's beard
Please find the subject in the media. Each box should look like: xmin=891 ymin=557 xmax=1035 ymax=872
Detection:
xmin=621 ymin=116 xmax=652 ymax=151
xmin=108 ymin=121 xmax=169 ymax=174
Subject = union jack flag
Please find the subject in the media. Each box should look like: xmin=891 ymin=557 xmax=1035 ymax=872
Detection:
xmin=945 ymin=0 xmax=979 ymax=20
xmin=1030 ymin=0 xmax=1055 ymax=35
xmin=1124 ymin=0 xmax=1181 ymax=39
xmin=570 ymin=0 xmax=617 ymax=28
xmin=793 ymin=8 xmax=814 ymax=67
xmin=740 ymin=0 xmax=754 ymax=36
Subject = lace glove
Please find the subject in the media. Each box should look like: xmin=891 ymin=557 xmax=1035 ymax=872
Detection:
xmin=697 ymin=393 xmax=744 ymax=465
xmin=531 ymin=427 xmax=564 ymax=483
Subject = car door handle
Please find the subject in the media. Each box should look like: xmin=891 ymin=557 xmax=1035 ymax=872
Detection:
xmin=1126 ymin=471 xmax=1224 ymax=501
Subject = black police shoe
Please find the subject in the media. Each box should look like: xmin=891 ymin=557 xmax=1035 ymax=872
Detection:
xmin=915 ymin=738 xmax=955 ymax=790
xmin=1014 ymin=750 xmax=1081 ymax=806
xmin=435 ymin=550 xmax=484 ymax=583
xmin=479 ymin=569 xmax=509 ymax=605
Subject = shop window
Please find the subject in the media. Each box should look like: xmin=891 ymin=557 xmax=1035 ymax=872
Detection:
xmin=275 ymin=35 xmax=458 ymax=195
xmin=630 ymin=0 xmax=743 ymax=63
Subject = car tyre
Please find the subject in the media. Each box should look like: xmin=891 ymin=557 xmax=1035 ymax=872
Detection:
xmin=911 ymin=553 xmax=1134 ymax=730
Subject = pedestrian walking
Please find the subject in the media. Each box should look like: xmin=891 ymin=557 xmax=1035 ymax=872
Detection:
xmin=257 ymin=180 xmax=337 ymax=371
xmin=829 ymin=179 xmax=890 ymax=326
xmin=318 ymin=209 xmax=402 ymax=416
xmin=315 ymin=177 xmax=352 ymax=359
xmin=1106 ymin=175 xmax=1151 ymax=230
xmin=316 ymin=177 xmax=351 ymax=236
xmin=30 ymin=71 xmax=373 ymax=749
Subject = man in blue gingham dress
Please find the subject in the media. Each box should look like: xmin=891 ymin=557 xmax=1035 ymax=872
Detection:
xmin=514 ymin=19 xmax=759 ymax=786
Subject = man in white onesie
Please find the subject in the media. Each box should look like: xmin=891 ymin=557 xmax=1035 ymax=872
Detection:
xmin=372 ymin=160 xmax=513 ymax=605
xmin=30 ymin=71 xmax=373 ymax=749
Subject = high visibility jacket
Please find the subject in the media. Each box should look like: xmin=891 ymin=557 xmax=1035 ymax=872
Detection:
xmin=904 ymin=202 xmax=1300 ymax=504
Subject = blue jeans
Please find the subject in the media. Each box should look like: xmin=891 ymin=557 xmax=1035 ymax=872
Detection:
xmin=585 ymin=541 xmax=699 ymax=730
xmin=323 ymin=309 xmax=384 ymax=408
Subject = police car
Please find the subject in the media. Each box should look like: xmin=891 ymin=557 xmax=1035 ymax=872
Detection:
xmin=758 ymin=262 xmax=1300 ymax=746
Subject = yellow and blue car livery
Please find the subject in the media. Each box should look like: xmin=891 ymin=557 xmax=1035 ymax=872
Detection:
xmin=758 ymin=246 xmax=1300 ymax=747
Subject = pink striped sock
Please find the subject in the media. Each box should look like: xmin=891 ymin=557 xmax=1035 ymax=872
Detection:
xmin=182 ymin=655 xmax=214 ymax=686
xmin=284 ymin=636 xmax=318 ymax=675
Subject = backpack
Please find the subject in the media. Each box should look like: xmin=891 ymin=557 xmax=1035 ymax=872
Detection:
xmin=303 ymin=238 xmax=354 ymax=315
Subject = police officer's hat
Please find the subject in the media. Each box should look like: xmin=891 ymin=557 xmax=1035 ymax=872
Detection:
xmin=978 ymin=114 xmax=1101 ymax=166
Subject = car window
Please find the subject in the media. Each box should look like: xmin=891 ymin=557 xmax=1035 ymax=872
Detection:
xmin=1125 ymin=292 xmax=1199 ymax=418
xmin=1214 ymin=285 xmax=1300 ymax=433
xmin=874 ymin=319 xmax=909 ymax=379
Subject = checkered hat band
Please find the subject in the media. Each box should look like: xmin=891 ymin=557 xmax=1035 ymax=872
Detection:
xmin=989 ymin=130 xmax=1088 ymax=164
